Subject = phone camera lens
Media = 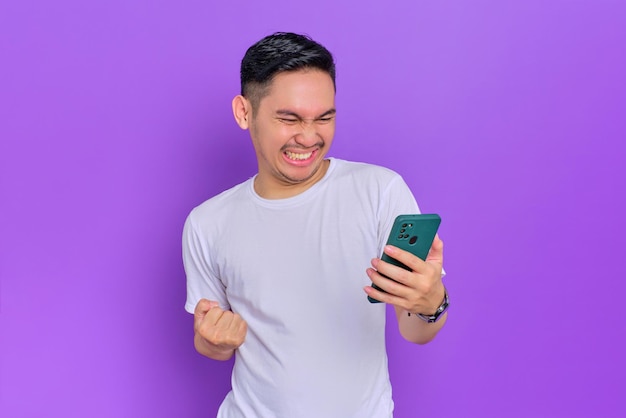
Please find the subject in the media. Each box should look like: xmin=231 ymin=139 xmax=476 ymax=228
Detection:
xmin=402 ymin=223 xmax=407 ymax=228
xmin=400 ymin=228 xmax=406 ymax=233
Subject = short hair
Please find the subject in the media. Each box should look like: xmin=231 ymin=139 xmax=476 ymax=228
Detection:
xmin=240 ymin=32 xmax=336 ymax=112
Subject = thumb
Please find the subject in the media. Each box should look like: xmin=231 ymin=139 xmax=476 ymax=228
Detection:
xmin=194 ymin=299 xmax=221 ymax=322
xmin=426 ymin=235 xmax=444 ymax=266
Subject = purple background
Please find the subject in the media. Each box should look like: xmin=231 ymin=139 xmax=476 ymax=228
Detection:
xmin=1 ymin=1 xmax=625 ymax=417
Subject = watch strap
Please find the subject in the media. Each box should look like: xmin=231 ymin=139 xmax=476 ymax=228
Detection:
xmin=412 ymin=287 xmax=449 ymax=323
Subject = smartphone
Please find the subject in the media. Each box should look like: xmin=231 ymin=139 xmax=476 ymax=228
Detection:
xmin=368 ymin=214 xmax=441 ymax=303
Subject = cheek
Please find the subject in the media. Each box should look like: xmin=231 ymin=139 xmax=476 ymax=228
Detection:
xmin=277 ymin=125 xmax=298 ymax=137
xmin=252 ymin=121 xmax=287 ymax=144
xmin=255 ymin=128 xmax=293 ymax=154
xmin=318 ymin=123 xmax=336 ymax=139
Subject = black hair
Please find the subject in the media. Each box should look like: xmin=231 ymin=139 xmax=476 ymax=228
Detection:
xmin=240 ymin=32 xmax=336 ymax=111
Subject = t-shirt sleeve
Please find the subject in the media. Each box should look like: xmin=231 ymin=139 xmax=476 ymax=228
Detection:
xmin=376 ymin=174 xmax=446 ymax=277
xmin=376 ymin=175 xmax=421 ymax=254
xmin=182 ymin=213 xmax=231 ymax=314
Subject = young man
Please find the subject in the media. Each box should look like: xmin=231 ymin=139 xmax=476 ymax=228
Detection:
xmin=183 ymin=32 xmax=448 ymax=417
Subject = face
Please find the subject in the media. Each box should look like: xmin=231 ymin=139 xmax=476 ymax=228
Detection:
xmin=236 ymin=69 xmax=336 ymax=199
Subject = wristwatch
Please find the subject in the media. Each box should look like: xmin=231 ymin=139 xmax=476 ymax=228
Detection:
xmin=412 ymin=287 xmax=449 ymax=323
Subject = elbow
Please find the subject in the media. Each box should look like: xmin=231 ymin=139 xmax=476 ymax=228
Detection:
xmin=399 ymin=313 xmax=447 ymax=345
xmin=400 ymin=330 xmax=437 ymax=345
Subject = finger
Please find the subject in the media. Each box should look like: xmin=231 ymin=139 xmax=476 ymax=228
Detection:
xmin=194 ymin=299 xmax=221 ymax=316
xmin=194 ymin=299 xmax=211 ymax=315
xmin=363 ymin=284 xmax=407 ymax=308
xmin=230 ymin=314 xmax=248 ymax=339
xmin=194 ymin=299 xmax=215 ymax=326
xmin=382 ymin=245 xmax=426 ymax=273
xmin=367 ymin=267 xmax=411 ymax=297
xmin=218 ymin=311 xmax=249 ymax=336
xmin=237 ymin=317 xmax=248 ymax=337
xmin=370 ymin=258 xmax=413 ymax=287
xmin=215 ymin=312 xmax=248 ymax=346
xmin=426 ymin=235 xmax=444 ymax=265
xmin=204 ymin=305 xmax=227 ymax=325
xmin=216 ymin=310 xmax=237 ymax=329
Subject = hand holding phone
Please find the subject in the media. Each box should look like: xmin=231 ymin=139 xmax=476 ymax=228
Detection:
xmin=367 ymin=214 xmax=441 ymax=303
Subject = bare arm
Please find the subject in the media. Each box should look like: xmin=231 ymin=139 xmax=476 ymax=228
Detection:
xmin=393 ymin=293 xmax=447 ymax=344
xmin=193 ymin=299 xmax=248 ymax=361
xmin=364 ymin=236 xmax=447 ymax=344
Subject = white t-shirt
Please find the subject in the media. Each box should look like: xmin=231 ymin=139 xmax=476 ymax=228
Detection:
xmin=183 ymin=158 xmax=420 ymax=418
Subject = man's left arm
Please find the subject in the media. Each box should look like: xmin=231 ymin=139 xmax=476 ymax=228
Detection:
xmin=364 ymin=235 xmax=447 ymax=344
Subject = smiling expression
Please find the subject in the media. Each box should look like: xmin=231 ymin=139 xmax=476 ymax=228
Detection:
xmin=234 ymin=69 xmax=336 ymax=199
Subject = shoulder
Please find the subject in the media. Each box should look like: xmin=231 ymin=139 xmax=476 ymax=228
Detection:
xmin=331 ymin=158 xmax=403 ymax=181
xmin=330 ymin=158 xmax=406 ymax=190
xmin=186 ymin=179 xmax=251 ymax=229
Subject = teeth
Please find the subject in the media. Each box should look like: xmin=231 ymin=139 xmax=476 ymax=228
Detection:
xmin=285 ymin=151 xmax=313 ymax=161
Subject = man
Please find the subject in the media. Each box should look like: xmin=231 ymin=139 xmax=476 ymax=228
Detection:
xmin=183 ymin=32 xmax=448 ymax=417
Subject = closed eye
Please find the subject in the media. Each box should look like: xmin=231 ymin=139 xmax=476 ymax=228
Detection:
xmin=316 ymin=117 xmax=335 ymax=124
xmin=277 ymin=118 xmax=299 ymax=124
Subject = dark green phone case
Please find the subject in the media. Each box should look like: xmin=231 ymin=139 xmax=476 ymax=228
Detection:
xmin=368 ymin=214 xmax=441 ymax=303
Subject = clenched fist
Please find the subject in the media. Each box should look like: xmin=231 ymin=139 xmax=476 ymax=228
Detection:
xmin=193 ymin=299 xmax=248 ymax=361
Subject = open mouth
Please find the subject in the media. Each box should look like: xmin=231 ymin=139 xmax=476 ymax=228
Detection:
xmin=284 ymin=150 xmax=314 ymax=161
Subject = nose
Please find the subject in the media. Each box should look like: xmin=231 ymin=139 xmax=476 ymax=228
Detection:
xmin=295 ymin=120 xmax=320 ymax=147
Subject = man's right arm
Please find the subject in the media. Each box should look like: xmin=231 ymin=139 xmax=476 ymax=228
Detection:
xmin=193 ymin=299 xmax=248 ymax=361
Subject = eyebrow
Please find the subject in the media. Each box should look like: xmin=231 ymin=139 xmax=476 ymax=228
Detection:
xmin=275 ymin=108 xmax=337 ymax=119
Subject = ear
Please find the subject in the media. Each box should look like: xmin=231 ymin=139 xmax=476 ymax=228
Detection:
xmin=232 ymin=95 xmax=251 ymax=130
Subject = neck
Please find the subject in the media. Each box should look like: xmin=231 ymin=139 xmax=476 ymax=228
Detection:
xmin=254 ymin=159 xmax=330 ymax=199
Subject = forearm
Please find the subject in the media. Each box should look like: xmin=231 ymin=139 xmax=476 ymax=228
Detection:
xmin=194 ymin=332 xmax=236 ymax=361
xmin=395 ymin=306 xmax=447 ymax=344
